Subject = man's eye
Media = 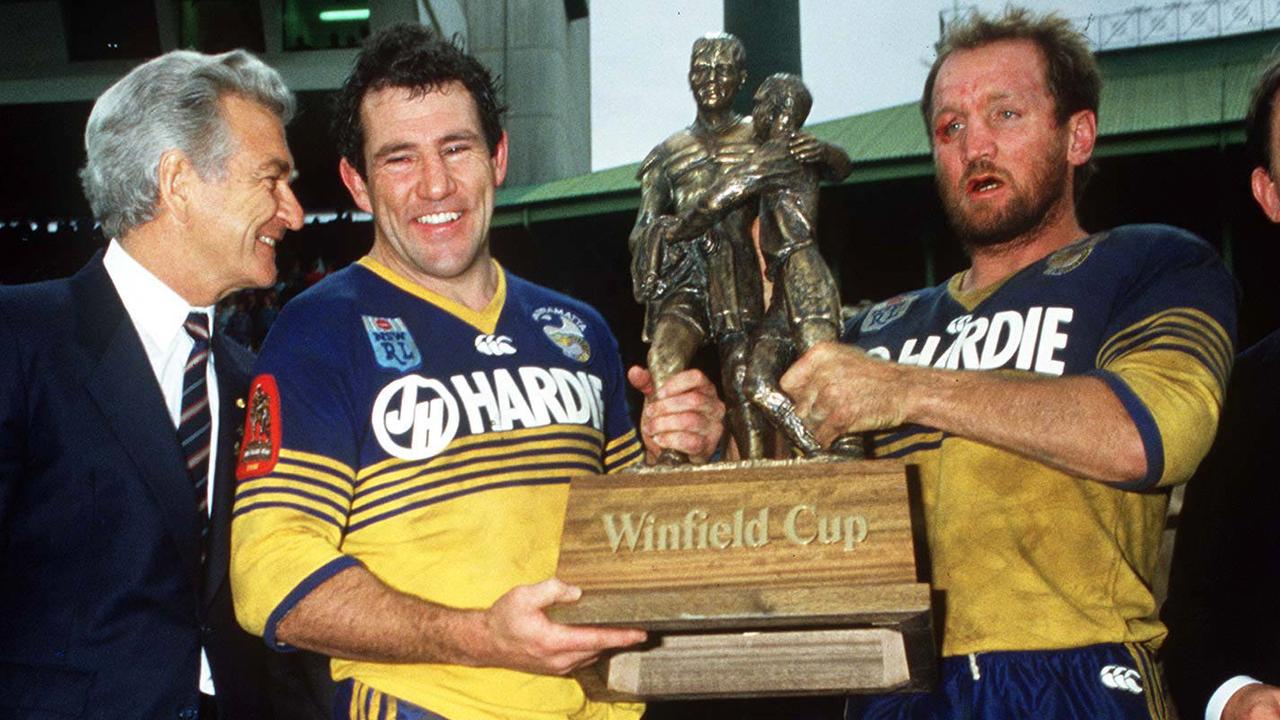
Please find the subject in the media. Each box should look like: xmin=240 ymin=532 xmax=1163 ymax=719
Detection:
xmin=937 ymin=121 xmax=963 ymax=141
xmin=998 ymin=109 xmax=1019 ymax=120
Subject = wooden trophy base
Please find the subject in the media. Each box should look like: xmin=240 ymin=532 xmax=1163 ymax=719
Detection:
xmin=549 ymin=459 xmax=935 ymax=700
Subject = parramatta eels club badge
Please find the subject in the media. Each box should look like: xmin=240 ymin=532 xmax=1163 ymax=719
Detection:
xmin=861 ymin=294 xmax=917 ymax=333
xmin=362 ymin=316 xmax=422 ymax=372
xmin=1044 ymin=234 xmax=1103 ymax=276
xmin=533 ymin=306 xmax=591 ymax=362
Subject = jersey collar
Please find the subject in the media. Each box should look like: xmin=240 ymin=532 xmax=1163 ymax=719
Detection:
xmin=356 ymin=255 xmax=506 ymax=334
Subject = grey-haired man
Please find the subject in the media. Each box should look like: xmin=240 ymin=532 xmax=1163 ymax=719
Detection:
xmin=0 ymin=49 xmax=305 ymax=718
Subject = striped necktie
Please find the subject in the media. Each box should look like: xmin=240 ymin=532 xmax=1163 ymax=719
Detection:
xmin=179 ymin=311 xmax=212 ymax=563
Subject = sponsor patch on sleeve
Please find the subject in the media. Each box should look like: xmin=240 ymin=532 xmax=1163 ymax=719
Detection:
xmin=236 ymin=374 xmax=281 ymax=480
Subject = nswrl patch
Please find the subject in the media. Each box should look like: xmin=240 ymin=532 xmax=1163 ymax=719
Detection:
xmin=236 ymin=374 xmax=281 ymax=480
xmin=861 ymin=294 xmax=916 ymax=333
xmin=362 ymin=316 xmax=423 ymax=372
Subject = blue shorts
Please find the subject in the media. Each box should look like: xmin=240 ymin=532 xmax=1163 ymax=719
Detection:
xmin=332 ymin=679 xmax=447 ymax=720
xmin=847 ymin=643 xmax=1169 ymax=720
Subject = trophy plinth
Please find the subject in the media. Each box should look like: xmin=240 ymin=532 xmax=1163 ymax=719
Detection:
xmin=549 ymin=459 xmax=936 ymax=700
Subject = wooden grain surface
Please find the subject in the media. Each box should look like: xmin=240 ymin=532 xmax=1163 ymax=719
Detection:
xmin=575 ymin=628 xmax=911 ymax=700
xmin=555 ymin=460 xmax=918 ymax=594
xmin=546 ymin=581 xmax=930 ymax=630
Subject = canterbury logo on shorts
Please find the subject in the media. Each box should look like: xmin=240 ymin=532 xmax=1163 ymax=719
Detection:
xmin=1100 ymin=664 xmax=1144 ymax=694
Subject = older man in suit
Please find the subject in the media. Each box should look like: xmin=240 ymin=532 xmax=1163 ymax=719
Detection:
xmin=0 ymin=50 xmax=304 ymax=718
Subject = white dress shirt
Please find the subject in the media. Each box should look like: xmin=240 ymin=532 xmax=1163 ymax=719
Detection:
xmin=1207 ymin=675 xmax=1262 ymax=720
xmin=103 ymin=239 xmax=219 ymax=695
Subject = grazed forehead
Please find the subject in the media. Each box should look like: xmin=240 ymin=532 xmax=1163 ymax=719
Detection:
xmin=930 ymin=40 xmax=1049 ymax=117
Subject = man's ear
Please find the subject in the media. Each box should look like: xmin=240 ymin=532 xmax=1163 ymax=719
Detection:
xmin=1251 ymin=166 xmax=1280 ymax=222
xmin=1066 ymin=109 xmax=1097 ymax=167
xmin=156 ymin=149 xmax=195 ymax=223
xmin=339 ymin=157 xmax=373 ymax=213
xmin=491 ymin=131 xmax=509 ymax=188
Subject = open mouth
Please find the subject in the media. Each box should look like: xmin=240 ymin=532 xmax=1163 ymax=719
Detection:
xmin=966 ymin=175 xmax=1004 ymax=195
xmin=415 ymin=211 xmax=462 ymax=226
xmin=256 ymin=235 xmax=277 ymax=248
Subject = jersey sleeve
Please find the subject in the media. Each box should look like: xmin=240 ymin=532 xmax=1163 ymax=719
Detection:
xmin=230 ymin=302 xmax=362 ymax=648
xmin=0 ymin=300 xmax=25 ymax=534
xmin=1090 ymin=227 xmax=1237 ymax=489
xmin=594 ymin=319 xmax=643 ymax=473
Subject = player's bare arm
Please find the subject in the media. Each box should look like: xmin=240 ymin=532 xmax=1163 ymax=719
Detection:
xmin=780 ymin=342 xmax=1147 ymax=485
xmin=275 ymin=566 xmax=645 ymax=675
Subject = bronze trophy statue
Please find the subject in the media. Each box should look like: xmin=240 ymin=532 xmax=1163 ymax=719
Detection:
xmin=550 ymin=34 xmax=935 ymax=702
xmin=632 ymin=37 xmax=854 ymax=459
xmin=630 ymin=32 xmax=766 ymax=462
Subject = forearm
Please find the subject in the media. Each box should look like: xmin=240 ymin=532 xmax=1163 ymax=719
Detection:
xmin=274 ymin=568 xmax=646 ymax=675
xmin=629 ymin=168 xmax=667 ymax=262
xmin=819 ymin=143 xmax=853 ymax=182
xmin=901 ymin=368 xmax=1147 ymax=484
xmin=783 ymin=344 xmax=1148 ymax=485
xmin=667 ymin=174 xmax=760 ymax=242
xmin=275 ymin=564 xmax=488 ymax=665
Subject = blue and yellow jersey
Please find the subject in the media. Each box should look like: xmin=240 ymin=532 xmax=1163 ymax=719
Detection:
xmin=844 ymin=224 xmax=1236 ymax=657
xmin=231 ymin=257 xmax=643 ymax=720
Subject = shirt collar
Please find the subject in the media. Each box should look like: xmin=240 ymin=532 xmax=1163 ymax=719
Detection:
xmin=103 ymin=239 xmax=215 ymax=349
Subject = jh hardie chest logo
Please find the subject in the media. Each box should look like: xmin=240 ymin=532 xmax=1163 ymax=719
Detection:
xmin=369 ymin=367 xmax=608 ymax=460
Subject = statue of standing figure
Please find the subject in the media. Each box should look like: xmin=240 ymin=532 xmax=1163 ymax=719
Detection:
xmin=660 ymin=72 xmax=856 ymax=456
xmin=630 ymin=33 xmax=854 ymax=461
xmin=630 ymin=32 xmax=765 ymax=463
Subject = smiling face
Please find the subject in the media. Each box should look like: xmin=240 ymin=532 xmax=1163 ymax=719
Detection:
xmin=340 ymin=83 xmax=508 ymax=300
xmin=929 ymin=39 xmax=1078 ymax=250
xmin=187 ymin=93 xmax=303 ymax=301
xmin=688 ymin=41 xmax=745 ymax=113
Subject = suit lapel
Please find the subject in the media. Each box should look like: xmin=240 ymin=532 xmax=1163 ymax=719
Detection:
xmin=203 ymin=334 xmax=251 ymax=610
xmin=75 ymin=258 xmax=203 ymax=590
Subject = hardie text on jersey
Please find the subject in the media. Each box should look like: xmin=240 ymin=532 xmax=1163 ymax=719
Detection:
xmin=371 ymin=366 xmax=605 ymax=460
xmin=866 ymin=306 xmax=1073 ymax=375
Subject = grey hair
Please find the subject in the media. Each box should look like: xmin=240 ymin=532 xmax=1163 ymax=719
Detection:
xmin=80 ymin=49 xmax=295 ymax=239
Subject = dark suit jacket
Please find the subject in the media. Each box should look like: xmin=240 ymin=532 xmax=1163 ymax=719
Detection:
xmin=0 ymin=255 xmax=280 ymax=719
xmin=1162 ymin=330 xmax=1280 ymax=719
